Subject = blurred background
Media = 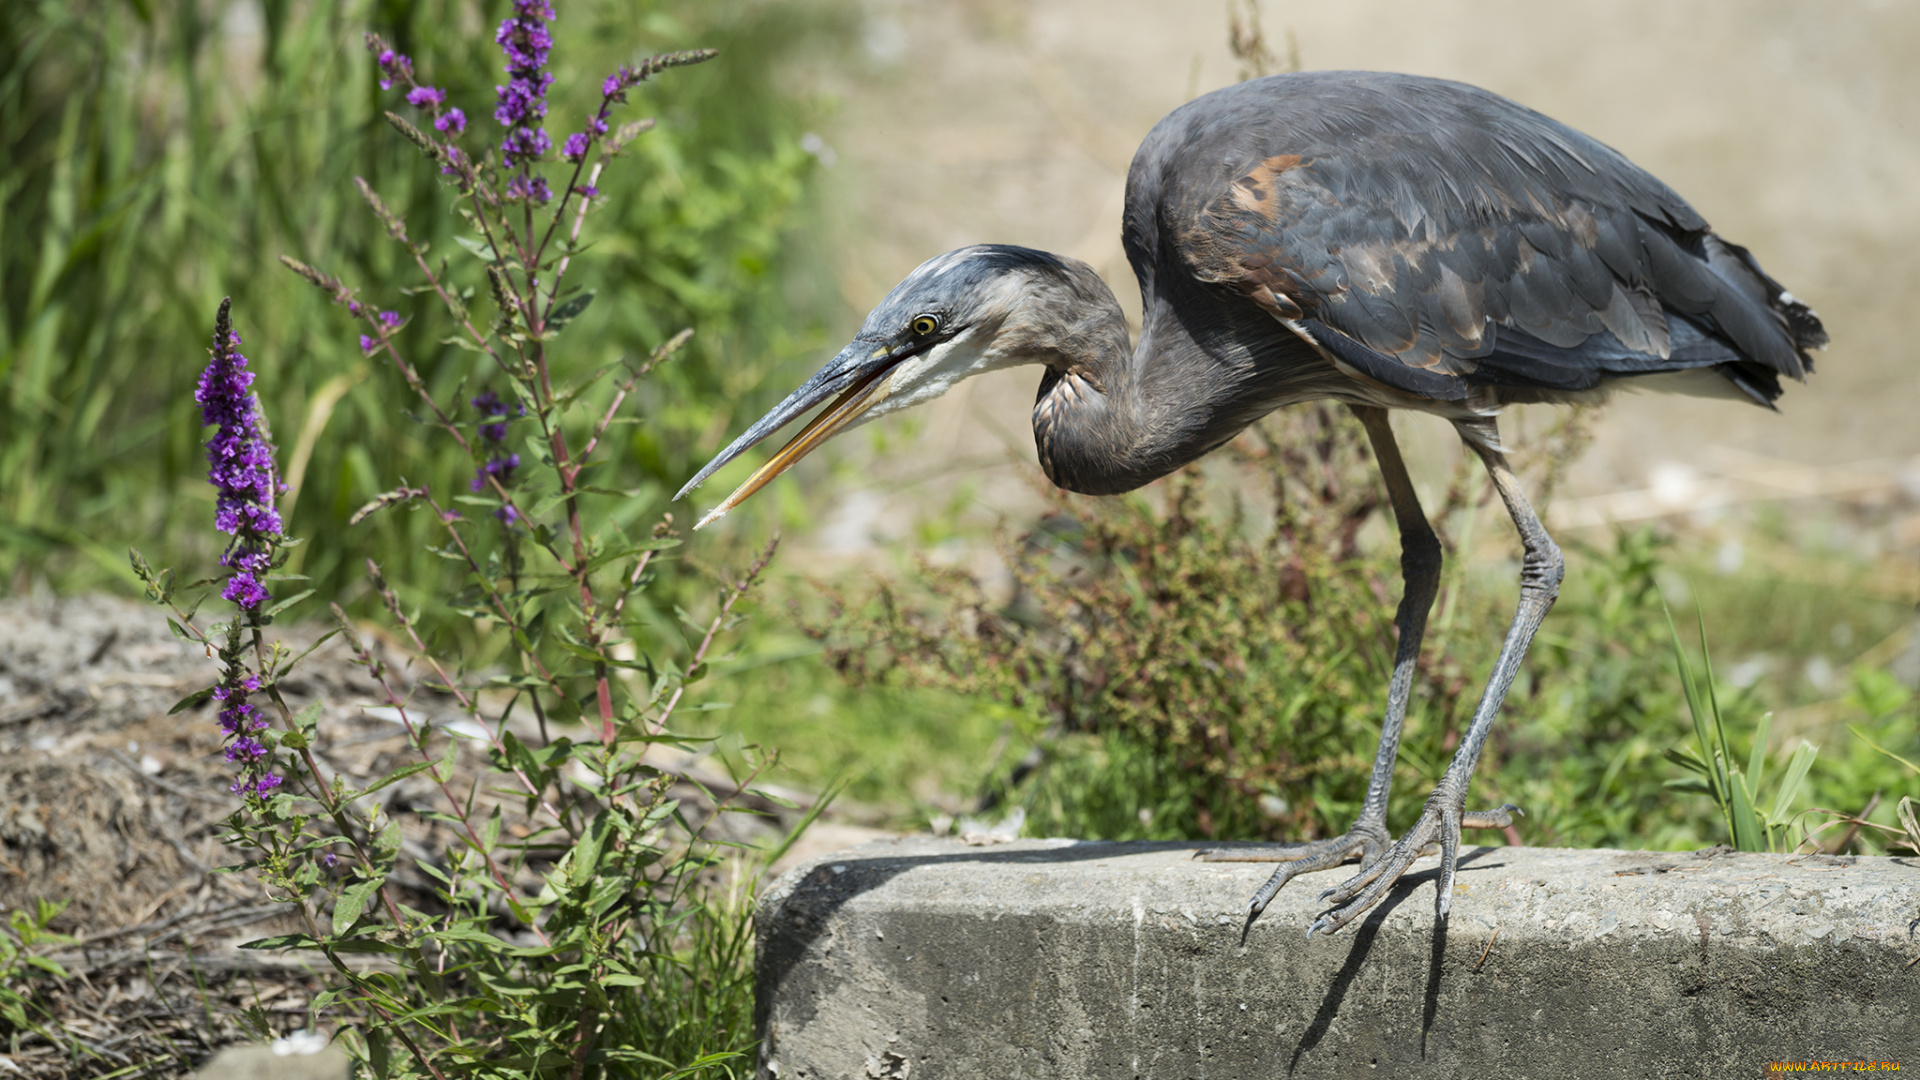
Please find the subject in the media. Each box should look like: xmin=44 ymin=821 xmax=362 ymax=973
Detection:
xmin=4 ymin=0 xmax=1916 ymax=852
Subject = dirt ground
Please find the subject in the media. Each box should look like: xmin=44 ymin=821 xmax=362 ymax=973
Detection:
xmin=0 ymin=591 xmax=864 ymax=1077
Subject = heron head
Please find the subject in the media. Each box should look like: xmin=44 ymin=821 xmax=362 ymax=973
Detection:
xmin=677 ymin=244 xmax=1115 ymax=527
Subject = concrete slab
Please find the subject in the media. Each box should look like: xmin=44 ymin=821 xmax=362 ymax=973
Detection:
xmin=755 ymin=838 xmax=1918 ymax=1079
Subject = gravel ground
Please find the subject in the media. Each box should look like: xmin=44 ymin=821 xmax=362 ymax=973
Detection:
xmin=0 ymin=590 xmax=852 ymax=1077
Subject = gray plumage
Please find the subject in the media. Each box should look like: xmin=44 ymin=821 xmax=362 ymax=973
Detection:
xmin=679 ymin=70 xmax=1825 ymax=935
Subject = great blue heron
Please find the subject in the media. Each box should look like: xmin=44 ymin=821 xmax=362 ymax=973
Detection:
xmin=676 ymin=70 xmax=1826 ymax=935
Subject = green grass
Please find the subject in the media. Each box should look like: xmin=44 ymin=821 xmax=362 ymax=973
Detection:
xmin=1 ymin=0 xmax=848 ymax=623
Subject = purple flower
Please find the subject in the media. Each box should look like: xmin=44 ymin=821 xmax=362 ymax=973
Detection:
xmin=577 ymin=184 xmax=598 ymax=199
xmin=603 ymin=66 xmax=632 ymax=101
xmin=375 ymin=48 xmax=413 ymax=91
xmin=473 ymin=390 xmax=512 ymax=442
xmin=470 ymin=452 xmax=521 ymax=492
xmin=406 ymin=85 xmax=445 ymax=109
xmin=233 ymin=773 xmax=283 ymax=798
xmin=194 ymin=300 xmax=282 ymax=616
xmin=225 ymin=737 xmax=268 ymax=764
xmin=493 ymin=0 xmax=557 ymax=169
xmin=562 ymin=132 xmax=589 ymax=162
xmin=505 ymin=173 xmax=552 ymax=204
xmin=359 ymin=334 xmax=377 ymax=354
xmin=436 ymin=107 xmax=467 ymax=135
xmin=197 ymin=298 xmax=287 ymax=803
xmin=495 ymin=505 xmax=520 ymax=525
xmin=377 ymin=309 xmax=401 ymax=329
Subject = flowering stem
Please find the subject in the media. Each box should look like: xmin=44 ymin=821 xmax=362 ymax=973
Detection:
xmin=330 ymin=609 xmax=557 ymax=946
xmin=651 ymin=537 xmax=778 ymax=739
xmin=357 ymin=570 xmax=562 ymax=825
xmin=247 ymin=629 xmax=441 ymax=977
xmin=541 ymin=160 xmax=601 ymax=322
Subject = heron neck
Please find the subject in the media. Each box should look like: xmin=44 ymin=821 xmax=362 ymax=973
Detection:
xmin=1030 ymin=276 xmax=1322 ymax=496
xmin=1029 ymin=286 xmax=1203 ymax=496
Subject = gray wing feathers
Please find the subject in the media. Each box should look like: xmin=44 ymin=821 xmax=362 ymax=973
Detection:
xmin=1165 ymin=71 xmax=1824 ymax=402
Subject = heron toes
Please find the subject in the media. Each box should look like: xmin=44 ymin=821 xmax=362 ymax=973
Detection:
xmin=1304 ymin=800 xmax=1523 ymax=938
xmin=1460 ymin=802 xmax=1523 ymax=831
xmin=1197 ymin=822 xmax=1393 ymax=923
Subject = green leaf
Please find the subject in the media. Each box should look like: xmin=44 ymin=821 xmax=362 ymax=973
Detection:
xmin=294 ymin=699 xmax=322 ymax=739
xmin=240 ymin=933 xmax=322 ymax=951
xmin=505 ymin=894 xmax=533 ymax=925
xmin=1728 ymin=771 xmax=1765 ymax=852
xmin=455 ymin=235 xmax=502 ymax=263
xmin=1743 ymin=711 xmax=1771 ymax=799
xmin=481 ymin=805 xmax=503 ymax=853
xmin=1662 ymin=747 xmax=1708 ymax=775
xmin=1848 ymin=725 xmax=1920 ymax=775
xmin=332 ymin=877 xmax=380 ymax=936
xmin=545 ymin=289 xmax=594 ymax=332
xmin=371 ymin=819 xmax=403 ymax=866
xmin=168 ymin=685 xmax=215 ymax=715
xmin=1768 ymin=740 xmax=1819 ymax=827
xmin=569 ymin=809 xmax=614 ymax=889
xmin=359 ymin=759 xmax=438 ymax=798
xmin=262 ymin=589 xmax=316 ymax=619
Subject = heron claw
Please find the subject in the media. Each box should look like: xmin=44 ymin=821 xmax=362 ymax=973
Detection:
xmin=1303 ymin=797 xmax=1521 ymax=936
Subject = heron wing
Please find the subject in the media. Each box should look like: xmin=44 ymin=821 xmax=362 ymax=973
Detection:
xmin=1170 ymin=72 xmax=1824 ymax=404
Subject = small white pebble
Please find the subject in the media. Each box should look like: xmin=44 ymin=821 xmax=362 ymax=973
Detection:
xmin=271 ymin=1030 xmax=328 ymax=1057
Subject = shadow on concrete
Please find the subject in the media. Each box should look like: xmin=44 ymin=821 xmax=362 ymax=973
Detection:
xmin=755 ymin=837 xmax=1512 ymax=1060
xmin=1277 ymin=846 xmax=1504 ymax=1075
xmin=756 ymin=839 xmax=1180 ymax=1038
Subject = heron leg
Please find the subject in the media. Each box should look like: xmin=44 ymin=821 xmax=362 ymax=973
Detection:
xmin=1200 ymin=405 xmax=1451 ymax=919
xmin=1308 ymin=417 xmax=1557 ymax=936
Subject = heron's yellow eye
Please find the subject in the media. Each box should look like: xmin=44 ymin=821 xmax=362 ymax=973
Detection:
xmin=911 ymin=315 xmax=940 ymax=337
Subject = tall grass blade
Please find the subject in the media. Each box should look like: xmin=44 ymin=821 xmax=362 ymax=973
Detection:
xmin=1768 ymin=740 xmax=1819 ymax=839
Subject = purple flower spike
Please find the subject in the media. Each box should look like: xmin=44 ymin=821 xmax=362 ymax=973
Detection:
xmin=196 ymin=298 xmax=287 ymax=804
xmin=406 ymin=86 xmax=445 ymax=109
xmin=562 ymin=132 xmax=589 ymax=162
xmin=494 ymin=0 xmax=557 ymax=169
xmin=194 ymin=299 xmax=282 ymax=616
xmin=436 ymin=107 xmax=467 ymax=135
xmin=375 ymin=48 xmax=413 ymax=91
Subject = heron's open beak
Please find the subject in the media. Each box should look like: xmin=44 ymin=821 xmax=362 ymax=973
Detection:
xmin=675 ymin=339 xmax=926 ymax=529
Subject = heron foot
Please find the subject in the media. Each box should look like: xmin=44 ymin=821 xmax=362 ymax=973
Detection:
xmin=1305 ymin=801 xmax=1521 ymax=938
xmin=1198 ymin=820 xmax=1392 ymax=925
